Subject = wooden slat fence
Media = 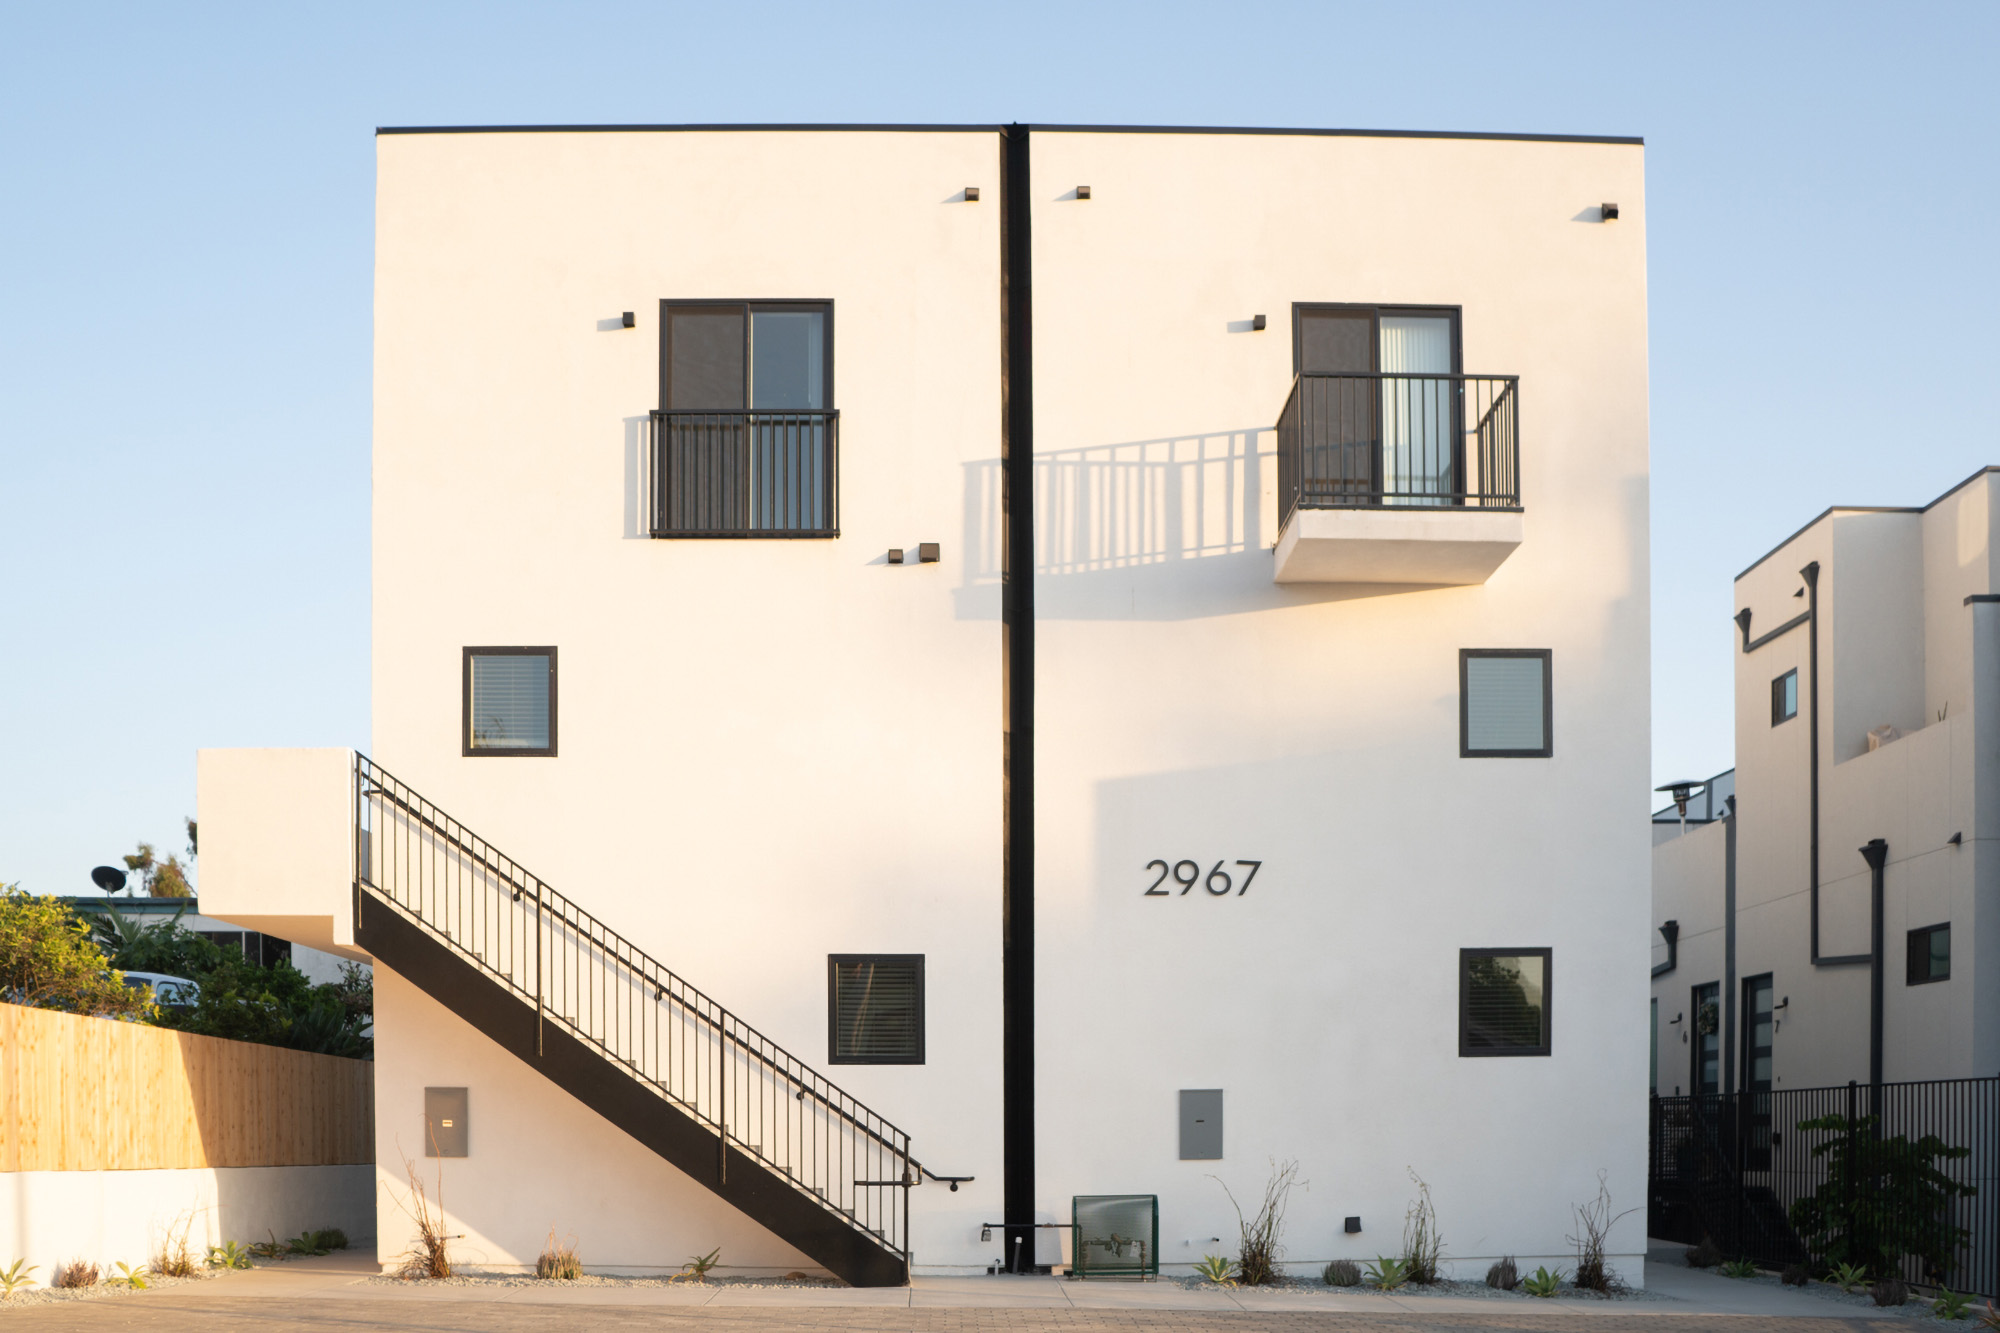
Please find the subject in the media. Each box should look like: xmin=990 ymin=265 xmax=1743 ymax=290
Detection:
xmin=0 ymin=1002 xmax=373 ymax=1170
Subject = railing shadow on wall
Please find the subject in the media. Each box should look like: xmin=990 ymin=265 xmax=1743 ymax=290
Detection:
xmin=955 ymin=429 xmax=1450 ymax=622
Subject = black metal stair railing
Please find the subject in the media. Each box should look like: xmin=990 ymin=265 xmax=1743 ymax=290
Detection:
xmin=351 ymin=754 xmax=913 ymax=1260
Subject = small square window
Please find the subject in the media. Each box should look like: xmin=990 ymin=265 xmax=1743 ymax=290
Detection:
xmin=1460 ymin=650 xmax=1552 ymax=757
xmin=1460 ymin=948 xmax=1551 ymax=1056
xmin=1772 ymin=669 xmax=1798 ymax=725
xmin=463 ymin=648 xmax=556 ymax=756
xmin=1907 ymin=923 xmax=1950 ymax=985
xmin=828 ymin=955 xmax=924 ymax=1064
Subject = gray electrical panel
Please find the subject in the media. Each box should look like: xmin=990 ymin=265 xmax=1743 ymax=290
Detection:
xmin=1179 ymin=1088 xmax=1222 ymax=1159
xmin=424 ymin=1087 xmax=469 ymax=1157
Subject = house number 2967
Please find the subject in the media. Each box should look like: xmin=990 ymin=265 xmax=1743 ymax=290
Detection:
xmin=1143 ymin=860 xmax=1261 ymax=896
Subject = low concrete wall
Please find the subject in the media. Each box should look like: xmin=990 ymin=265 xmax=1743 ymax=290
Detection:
xmin=0 ymin=1164 xmax=374 ymax=1274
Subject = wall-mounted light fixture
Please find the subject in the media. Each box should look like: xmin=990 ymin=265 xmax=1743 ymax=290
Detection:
xmin=621 ymin=312 xmax=635 ymax=329
xmin=964 ymin=187 xmax=980 ymax=202
xmin=1076 ymin=185 xmax=1092 ymax=200
xmin=980 ymin=1224 xmax=992 ymax=1242
xmin=1773 ymin=995 xmax=1789 ymax=1032
xmin=1251 ymin=314 xmax=1267 ymax=331
xmin=1344 ymin=1216 xmax=1362 ymax=1234
xmin=887 ymin=549 xmax=905 ymax=565
xmin=1600 ymin=202 xmax=1620 ymax=221
xmin=1949 ymin=831 xmax=1963 ymax=846
xmin=918 ymin=542 xmax=941 ymax=563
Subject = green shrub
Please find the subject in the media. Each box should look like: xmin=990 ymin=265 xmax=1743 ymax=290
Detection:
xmin=1365 ymin=1256 xmax=1409 ymax=1290
xmin=1322 ymin=1259 xmax=1360 ymax=1287
xmin=1788 ymin=1113 xmax=1974 ymax=1284
xmin=1193 ymin=1255 xmax=1236 ymax=1286
xmin=1871 ymin=1276 xmax=1908 ymax=1307
xmin=0 ymin=886 xmax=151 ymax=1017
xmin=1521 ymin=1265 xmax=1563 ymax=1298
xmin=1719 ymin=1258 xmax=1758 ymax=1278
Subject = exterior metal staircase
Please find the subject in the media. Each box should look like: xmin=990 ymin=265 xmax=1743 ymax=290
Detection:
xmin=350 ymin=754 xmax=920 ymax=1285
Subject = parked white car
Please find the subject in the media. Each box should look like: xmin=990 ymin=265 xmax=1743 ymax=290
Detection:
xmin=120 ymin=971 xmax=199 ymax=1006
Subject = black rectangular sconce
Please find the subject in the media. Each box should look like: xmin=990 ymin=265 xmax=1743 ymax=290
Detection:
xmin=1344 ymin=1216 xmax=1362 ymax=1234
xmin=1600 ymin=202 xmax=1620 ymax=221
xmin=964 ymin=186 xmax=980 ymax=202
xmin=1076 ymin=185 xmax=1092 ymax=200
xmin=621 ymin=311 xmax=635 ymax=328
xmin=918 ymin=542 xmax=941 ymax=564
xmin=887 ymin=549 xmax=905 ymax=564
xmin=1251 ymin=314 xmax=1267 ymax=331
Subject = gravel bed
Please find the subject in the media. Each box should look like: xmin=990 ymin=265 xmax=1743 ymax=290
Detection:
xmin=1170 ymin=1276 xmax=1667 ymax=1302
xmin=368 ymin=1272 xmax=845 ymax=1289
xmin=0 ymin=1270 xmax=219 ymax=1311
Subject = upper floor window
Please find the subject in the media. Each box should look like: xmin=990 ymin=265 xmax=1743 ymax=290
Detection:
xmin=463 ymin=648 xmax=556 ymax=757
xmin=828 ymin=954 xmax=923 ymax=1064
xmin=653 ymin=301 xmax=837 ymax=538
xmin=1460 ymin=948 xmax=1551 ymax=1056
xmin=1460 ymin=649 xmax=1552 ymax=757
xmin=1907 ymin=923 xmax=1950 ymax=984
xmin=1772 ymin=669 xmax=1798 ymax=725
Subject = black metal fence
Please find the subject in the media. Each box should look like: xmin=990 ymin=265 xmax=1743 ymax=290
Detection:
xmin=353 ymin=754 xmax=915 ymax=1261
xmin=649 ymin=409 xmax=839 ymax=537
xmin=1650 ymin=1078 xmax=2000 ymax=1296
xmin=1276 ymin=373 xmax=1518 ymax=529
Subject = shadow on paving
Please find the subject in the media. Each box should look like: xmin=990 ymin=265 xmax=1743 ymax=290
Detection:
xmin=0 ymin=1304 xmax=1920 ymax=1333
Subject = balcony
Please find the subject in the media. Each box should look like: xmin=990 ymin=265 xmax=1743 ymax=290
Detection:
xmin=1274 ymin=373 xmax=1522 ymax=585
xmin=649 ymin=409 xmax=839 ymax=538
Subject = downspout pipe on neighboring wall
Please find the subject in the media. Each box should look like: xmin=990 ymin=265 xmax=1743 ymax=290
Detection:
xmin=1651 ymin=920 xmax=1680 ymax=978
xmin=999 ymin=123 xmax=1037 ymax=1274
xmin=1723 ymin=796 xmax=1738 ymax=1094
xmin=1860 ymin=838 xmax=1887 ymax=1089
xmin=1736 ymin=561 xmax=1870 ymax=970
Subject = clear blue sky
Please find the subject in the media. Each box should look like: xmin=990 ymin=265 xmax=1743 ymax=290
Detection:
xmin=4 ymin=2 xmax=1995 ymax=894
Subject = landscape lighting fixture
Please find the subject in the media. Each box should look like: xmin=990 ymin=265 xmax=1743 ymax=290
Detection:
xmin=887 ymin=549 xmax=905 ymax=565
xmin=1251 ymin=314 xmax=1267 ymax=331
xmin=964 ymin=186 xmax=980 ymax=202
xmin=621 ymin=312 xmax=635 ymax=328
xmin=1076 ymin=185 xmax=1091 ymax=199
xmin=1600 ymin=202 xmax=1619 ymax=221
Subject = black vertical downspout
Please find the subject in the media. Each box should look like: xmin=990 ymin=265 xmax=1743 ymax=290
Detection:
xmin=1861 ymin=838 xmax=1887 ymax=1091
xmin=1805 ymin=561 xmax=1824 ymax=961
xmin=1723 ymin=796 xmax=1738 ymax=1094
xmin=999 ymin=123 xmax=1037 ymax=1273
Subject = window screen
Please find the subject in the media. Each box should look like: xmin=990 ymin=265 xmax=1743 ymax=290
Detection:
xmin=464 ymin=648 xmax=556 ymax=756
xmin=1772 ymin=670 xmax=1798 ymax=725
xmin=1460 ymin=650 xmax=1551 ymax=756
xmin=828 ymin=955 xmax=924 ymax=1064
xmin=1460 ymin=949 xmax=1551 ymax=1056
xmin=1907 ymin=923 xmax=1950 ymax=984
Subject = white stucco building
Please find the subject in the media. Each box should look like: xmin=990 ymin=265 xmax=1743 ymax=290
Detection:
xmin=1650 ymin=470 xmax=2000 ymax=1099
xmin=199 ymin=122 xmax=1652 ymax=1284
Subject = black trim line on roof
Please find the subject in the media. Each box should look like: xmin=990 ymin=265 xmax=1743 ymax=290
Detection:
xmin=999 ymin=122 xmax=1037 ymax=1276
xmin=1734 ymin=466 xmax=2000 ymax=582
xmin=375 ymin=122 xmax=1641 ymax=145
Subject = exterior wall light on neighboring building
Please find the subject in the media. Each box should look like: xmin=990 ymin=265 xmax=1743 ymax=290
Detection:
xmin=918 ymin=542 xmax=941 ymax=563
xmin=1601 ymin=202 xmax=1620 ymax=221
xmin=888 ymin=549 xmax=904 ymax=564
xmin=964 ymin=187 xmax=980 ymax=202
xmin=1251 ymin=314 xmax=1267 ymax=331
xmin=1076 ymin=185 xmax=1092 ymax=199
xmin=621 ymin=311 xmax=635 ymax=328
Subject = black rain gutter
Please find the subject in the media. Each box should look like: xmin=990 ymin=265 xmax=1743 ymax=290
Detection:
xmin=1735 ymin=562 xmax=1869 ymax=970
xmin=999 ymin=123 xmax=1037 ymax=1275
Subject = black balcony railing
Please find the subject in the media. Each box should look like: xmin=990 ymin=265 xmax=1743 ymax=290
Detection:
xmin=650 ymin=409 xmax=839 ymax=538
xmin=1276 ymin=373 xmax=1519 ymax=528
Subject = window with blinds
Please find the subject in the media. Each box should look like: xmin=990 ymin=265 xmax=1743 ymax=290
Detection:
xmin=827 ymin=955 xmax=924 ymax=1064
xmin=1460 ymin=649 xmax=1552 ymax=757
xmin=463 ymin=648 xmax=556 ymax=756
xmin=1459 ymin=948 xmax=1551 ymax=1056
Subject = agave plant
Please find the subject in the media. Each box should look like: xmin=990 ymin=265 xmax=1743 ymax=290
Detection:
xmin=1193 ymin=1254 xmax=1237 ymax=1286
xmin=0 ymin=1260 xmax=38 ymax=1299
xmin=206 ymin=1242 xmax=254 ymax=1270
xmin=1521 ymin=1265 xmax=1564 ymax=1298
xmin=1720 ymin=1258 xmax=1759 ymax=1279
xmin=1826 ymin=1261 xmax=1868 ymax=1291
xmin=677 ymin=1247 xmax=721 ymax=1282
xmin=112 ymin=1262 xmax=148 ymax=1289
xmin=1365 ymin=1256 xmax=1409 ymax=1291
xmin=1934 ymin=1288 xmax=1973 ymax=1321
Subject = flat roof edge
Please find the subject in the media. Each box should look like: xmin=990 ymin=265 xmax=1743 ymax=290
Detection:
xmin=1733 ymin=466 xmax=2000 ymax=582
xmin=374 ymin=122 xmax=1642 ymax=145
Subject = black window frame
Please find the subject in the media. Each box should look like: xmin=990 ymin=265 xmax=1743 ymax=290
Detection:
xmin=826 ymin=953 xmax=925 ymax=1066
xmin=1458 ymin=947 xmax=1552 ymax=1057
xmin=1459 ymin=649 xmax=1554 ymax=758
xmin=659 ymin=299 xmax=835 ymax=412
xmin=1290 ymin=303 xmax=1464 ymax=376
xmin=1772 ymin=669 xmax=1799 ymax=726
xmin=462 ymin=646 xmax=558 ymax=758
xmin=1907 ymin=922 xmax=1951 ymax=985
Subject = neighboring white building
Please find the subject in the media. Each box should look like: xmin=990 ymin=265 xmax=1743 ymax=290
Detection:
xmin=1650 ymin=470 xmax=2000 ymax=1098
xmin=66 ymin=894 xmax=356 ymax=986
xmin=199 ymin=123 xmax=1652 ymax=1283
